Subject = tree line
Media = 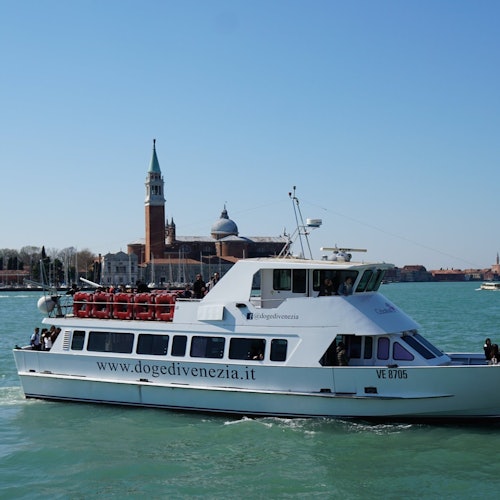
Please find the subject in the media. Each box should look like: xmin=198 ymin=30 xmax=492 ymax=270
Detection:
xmin=0 ymin=246 xmax=99 ymax=285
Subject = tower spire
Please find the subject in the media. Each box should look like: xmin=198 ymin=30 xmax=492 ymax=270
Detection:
xmin=149 ymin=138 xmax=161 ymax=174
xmin=145 ymin=139 xmax=166 ymax=262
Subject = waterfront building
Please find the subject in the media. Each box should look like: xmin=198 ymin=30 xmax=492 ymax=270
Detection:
xmin=0 ymin=269 xmax=30 ymax=287
xmin=399 ymin=265 xmax=432 ymax=282
xmin=127 ymin=141 xmax=287 ymax=286
xmin=430 ymin=269 xmax=466 ymax=282
xmin=100 ymin=251 xmax=139 ymax=288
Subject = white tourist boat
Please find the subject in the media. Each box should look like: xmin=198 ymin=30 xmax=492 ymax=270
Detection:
xmin=12 ymin=194 xmax=500 ymax=421
xmin=480 ymin=282 xmax=500 ymax=291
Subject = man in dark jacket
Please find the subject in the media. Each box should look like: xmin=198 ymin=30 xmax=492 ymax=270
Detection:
xmin=193 ymin=274 xmax=206 ymax=299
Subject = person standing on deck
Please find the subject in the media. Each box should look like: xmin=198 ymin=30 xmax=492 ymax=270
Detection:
xmin=484 ymin=338 xmax=493 ymax=361
xmin=193 ymin=274 xmax=206 ymax=298
xmin=489 ymin=344 xmax=499 ymax=365
xmin=30 ymin=327 xmax=41 ymax=350
xmin=337 ymin=342 xmax=349 ymax=366
xmin=206 ymin=272 xmax=220 ymax=292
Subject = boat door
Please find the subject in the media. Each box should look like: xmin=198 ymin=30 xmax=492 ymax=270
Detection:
xmin=260 ymin=268 xmax=310 ymax=308
xmin=332 ymin=334 xmax=361 ymax=394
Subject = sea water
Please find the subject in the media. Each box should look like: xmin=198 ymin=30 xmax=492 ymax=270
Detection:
xmin=1 ymin=284 xmax=500 ymax=499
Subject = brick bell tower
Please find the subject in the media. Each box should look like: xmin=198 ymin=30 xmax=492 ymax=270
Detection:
xmin=145 ymin=139 xmax=166 ymax=262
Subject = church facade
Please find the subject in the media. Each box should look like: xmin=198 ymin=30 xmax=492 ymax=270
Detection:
xmin=124 ymin=141 xmax=287 ymax=287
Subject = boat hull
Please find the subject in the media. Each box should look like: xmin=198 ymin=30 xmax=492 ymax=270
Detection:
xmin=480 ymin=282 xmax=500 ymax=290
xmin=14 ymin=350 xmax=500 ymax=420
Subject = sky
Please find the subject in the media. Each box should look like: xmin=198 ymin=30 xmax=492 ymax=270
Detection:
xmin=1 ymin=0 xmax=500 ymax=270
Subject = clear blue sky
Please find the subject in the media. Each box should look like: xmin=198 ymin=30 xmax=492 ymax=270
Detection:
xmin=1 ymin=0 xmax=499 ymax=270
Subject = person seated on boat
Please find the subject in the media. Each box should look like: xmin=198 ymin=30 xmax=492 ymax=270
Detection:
xmin=193 ymin=274 xmax=206 ymax=299
xmin=318 ymin=278 xmax=334 ymax=296
xmin=336 ymin=342 xmax=349 ymax=366
xmin=179 ymin=284 xmax=192 ymax=298
xmin=251 ymin=348 xmax=264 ymax=360
xmin=488 ymin=344 xmax=499 ymax=365
xmin=484 ymin=338 xmax=493 ymax=361
xmin=338 ymin=276 xmax=354 ymax=296
xmin=30 ymin=327 xmax=41 ymax=351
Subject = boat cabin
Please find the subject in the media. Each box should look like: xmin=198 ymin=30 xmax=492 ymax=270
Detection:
xmin=252 ymin=263 xmax=387 ymax=308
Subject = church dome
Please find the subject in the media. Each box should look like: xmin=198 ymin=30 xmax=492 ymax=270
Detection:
xmin=211 ymin=207 xmax=238 ymax=239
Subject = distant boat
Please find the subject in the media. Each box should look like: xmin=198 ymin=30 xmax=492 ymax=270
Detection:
xmin=480 ymin=282 xmax=500 ymax=291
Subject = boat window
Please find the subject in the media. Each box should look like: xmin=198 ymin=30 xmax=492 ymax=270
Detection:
xmin=270 ymin=339 xmax=288 ymax=361
xmin=229 ymin=338 xmax=266 ymax=360
xmin=356 ymin=270 xmax=373 ymax=292
xmin=393 ymin=342 xmax=414 ymax=361
xmin=367 ymin=269 xmax=386 ymax=291
xmin=171 ymin=335 xmax=187 ymax=357
xmin=413 ymin=333 xmax=443 ymax=357
xmin=337 ymin=271 xmax=359 ymax=294
xmin=87 ymin=331 xmax=133 ymax=354
xmin=377 ymin=337 xmax=390 ymax=360
xmin=364 ymin=336 xmax=373 ymax=359
xmin=273 ymin=269 xmax=291 ymax=291
xmin=313 ymin=270 xmax=339 ymax=292
xmin=71 ymin=330 xmax=85 ymax=351
xmin=190 ymin=336 xmax=225 ymax=358
xmin=366 ymin=271 xmax=379 ymax=291
xmin=137 ymin=334 xmax=169 ymax=355
xmin=251 ymin=272 xmax=261 ymax=297
xmin=292 ymin=269 xmax=307 ymax=293
xmin=345 ymin=335 xmax=362 ymax=359
xmin=401 ymin=334 xmax=435 ymax=360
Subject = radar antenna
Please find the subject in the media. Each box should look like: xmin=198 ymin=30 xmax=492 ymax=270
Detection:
xmin=278 ymin=186 xmax=322 ymax=259
xmin=320 ymin=245 xmax=367 ymax=263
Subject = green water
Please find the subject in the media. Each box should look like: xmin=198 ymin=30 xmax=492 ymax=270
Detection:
xmin=1 ymin=285 xmax=499 ymax=499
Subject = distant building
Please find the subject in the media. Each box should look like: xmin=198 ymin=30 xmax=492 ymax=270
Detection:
xmin=430 ymin=269 xmax=466 ymax=282
xmin=489 ymin=252 xmax=500 ymax=279
xmin=0 ymin=269 xmax=30 ymax=287
xmin=126 ymin=140 xmax=287 ymax=286
xmin=101 ymin=251 xmax=139 ymax=287
xmin=463 ymin=269 xmax=484 ymax=281
xmin=382 ymin=267 xmax=401 ymax=283
xmin=400 ymin=265 xmax=432 ymax=282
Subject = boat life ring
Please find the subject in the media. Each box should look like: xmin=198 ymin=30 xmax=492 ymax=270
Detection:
xmin=73 ymin=292 xmax=93 ymax=318
xmin=134 ymin=293 xmax=155 ymax=320
xmin=91 ymin=291 xmax=113 ymax=319
xmin=113 ymin=292 xmax=134 ymax=320
xmin=155 ymin=293 xmax=176 ymax=321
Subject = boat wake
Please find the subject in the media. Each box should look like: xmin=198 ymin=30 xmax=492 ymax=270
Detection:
xmin=0 ymin=386 xmax=31 ymax=406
